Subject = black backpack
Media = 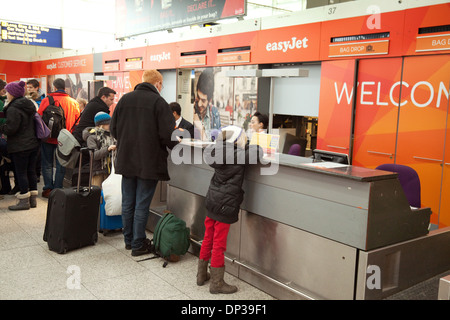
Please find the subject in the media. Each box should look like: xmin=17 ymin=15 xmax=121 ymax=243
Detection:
xmin=42 ymin=95 xmax=66 ymax=139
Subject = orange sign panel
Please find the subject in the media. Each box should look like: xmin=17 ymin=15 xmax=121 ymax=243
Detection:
xmin=329 ymin=40 xmax=389 ymax=57
xmin=316 ymin=59 xmax=356 ymax=153
xmin=104 ymin=62 xmax=120 ymax=71
xmin=352 ymin=58 xmax=403 ymax=169
xmin=179 ymin=54 xmax=206 ymax=67
xmin=217 ymin=51 xmax=250 ymax=64
xmin=395 ymin=55 xmax=450 ymax=225
xmin=31 ymin=54 xmax=93 ymax=75
xmin=254 ymin=23 xmax=321 ymax=63
xmin=416 ymin=33 xmax=450 ymax=52
xmin=124 ymin=60 xmax=143 ymax=70
xmin=146 ymin=42 xmax=177 ymax=69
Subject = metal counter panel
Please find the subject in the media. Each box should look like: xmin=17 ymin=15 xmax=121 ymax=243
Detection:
xmin=356 ymin=227 xmax=450 ymax=300
xmin=245 ymin=163 xmax=372 ymax=209
xmin=242 ymin=179 xmax=369 ymax=249
xmin=240 ymin=210 xmax=358 ymax=300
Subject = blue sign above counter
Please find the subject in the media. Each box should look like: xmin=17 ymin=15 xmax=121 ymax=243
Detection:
xmin=0 ymin=21 xmax=62 ymax=48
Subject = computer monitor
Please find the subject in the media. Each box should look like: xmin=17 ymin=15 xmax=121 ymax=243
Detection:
xmin=312 ymin=149 xmax=349 ymax=164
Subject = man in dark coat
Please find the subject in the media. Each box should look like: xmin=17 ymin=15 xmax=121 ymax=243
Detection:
xmin=110 ymin=70 xmax=177 ymax=256
xmin=72 ymin=87 xmax=116 ymax=145
xmin=170 ymin=101 xmax=194 ymax=139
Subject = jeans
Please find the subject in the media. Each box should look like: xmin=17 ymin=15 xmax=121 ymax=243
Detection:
xmin=121 ymin=176 xmax=158 ymax=249
xmin=10 ymin=147 xmax=39 ymax=194
xmin=41 ymin=142 xmax=65 ymax=190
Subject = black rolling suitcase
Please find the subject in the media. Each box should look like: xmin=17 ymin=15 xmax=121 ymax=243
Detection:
xmin=43 ymin=148 xmax=101 ymax=254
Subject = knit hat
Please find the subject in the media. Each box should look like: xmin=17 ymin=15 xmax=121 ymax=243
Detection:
xmin=94 ymin=111 xmax=111 ymax=126
xmin=218 ymin=125 xmax=247 ymax=149
xmin=5 ymin=81 xmax=26 ymax=98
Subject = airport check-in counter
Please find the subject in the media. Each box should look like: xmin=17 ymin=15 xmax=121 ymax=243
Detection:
xmin=148 ymin=141 xmax=450 ymax=300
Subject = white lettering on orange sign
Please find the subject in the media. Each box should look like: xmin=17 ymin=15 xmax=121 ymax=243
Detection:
xmin=46 ymin=59 xmax=86 ymax=71
xmin=150 ymin=51 xmax=171 ymax=63
xmin=46 ymin=62 xmax=57 ymax=70
xmin=266 ymin=37 xmax=309 ymax=53
xmin=334 ymin=81 xmax=449 ymax=108
xmin=111 ymin=75 xmax=132 ymax=91
xmin=432 ymin=39 xmax=448 ymax=46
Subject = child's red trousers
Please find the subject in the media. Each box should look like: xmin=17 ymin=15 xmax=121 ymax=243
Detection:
xmin=199 ymin=216 xmax=230 ymax=268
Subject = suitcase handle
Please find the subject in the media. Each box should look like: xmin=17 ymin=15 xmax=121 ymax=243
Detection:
xmin=77 ymin=147 xmax=95 ymax=193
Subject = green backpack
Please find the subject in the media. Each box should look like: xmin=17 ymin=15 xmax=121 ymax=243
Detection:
xmin=152 ymin=212 xmax=191 ymax=262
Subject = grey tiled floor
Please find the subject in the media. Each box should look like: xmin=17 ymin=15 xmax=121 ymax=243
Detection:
xmin=0 ymin=181 xmax=275 ymax=300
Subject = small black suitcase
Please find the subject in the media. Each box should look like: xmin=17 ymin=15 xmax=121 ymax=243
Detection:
xmin=43 ymin=148 xmax=101 ymax=254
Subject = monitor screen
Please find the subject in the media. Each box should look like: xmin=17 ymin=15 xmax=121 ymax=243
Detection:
xmin=312 ymin=149 xmax=349 ymax=164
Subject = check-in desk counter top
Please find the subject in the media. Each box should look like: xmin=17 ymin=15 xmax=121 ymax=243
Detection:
xmin=168 ymin=142 xmax=431 ymax=251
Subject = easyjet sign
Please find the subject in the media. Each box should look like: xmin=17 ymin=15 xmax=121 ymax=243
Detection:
xmin=265 ymin=36 xmax=309 ymax=53
xmin=254 ymin=23 xmax=320 ymax=63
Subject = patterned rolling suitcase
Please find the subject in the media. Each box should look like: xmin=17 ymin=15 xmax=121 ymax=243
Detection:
xmin=43 ymin=148 xmax=101 ymax=254
xmin=99 ymin=190 xmax=123 ymax=234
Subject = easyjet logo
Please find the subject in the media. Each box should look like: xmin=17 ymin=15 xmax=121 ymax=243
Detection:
xmin=265 ymin=37 xmax=309 ymax=53
xmin=46 ymin=62 xmax=57 ymax=70
xmin=149 ymin=51 xmax=171 ymax=63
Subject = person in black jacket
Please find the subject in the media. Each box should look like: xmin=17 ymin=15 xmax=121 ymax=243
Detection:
xmin=170 ymin=102 xmax=194 ymax=139
xmin=0 ymin=81 xmax=40 ymax=210
xmin=197 ymin=125 xmax=262 ymax=294
xmin=111 ymin=70 xmax=178 ymax=257
xmin=72 ymin=87 xmax=116 ymax=145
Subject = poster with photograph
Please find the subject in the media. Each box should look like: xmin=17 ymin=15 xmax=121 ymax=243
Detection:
xmin=191 ymin=65 xmax=258 ymax=141
xmin=46 ymin=73 xmax=93 ymax=101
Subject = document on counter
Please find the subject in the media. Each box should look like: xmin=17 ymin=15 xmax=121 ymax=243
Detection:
xmin=180 ymin=139 xmax=215 ymax=147
xmin=303 ymin=162 xmax=349 ymax=168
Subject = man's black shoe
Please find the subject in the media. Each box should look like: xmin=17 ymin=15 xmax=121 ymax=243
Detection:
xmin=131 ymin=239 xmax=152 ymax=256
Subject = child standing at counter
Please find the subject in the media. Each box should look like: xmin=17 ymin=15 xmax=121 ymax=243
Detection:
xmin=197 ymin=125 xmax=261 ymax=294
